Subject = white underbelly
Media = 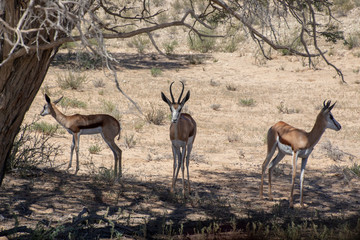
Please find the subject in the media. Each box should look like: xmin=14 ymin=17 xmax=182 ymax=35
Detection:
xmin=80 ymin=127 xmax=102 ymax=135
xmin=277 ymin=137 xmax=313 ymax=158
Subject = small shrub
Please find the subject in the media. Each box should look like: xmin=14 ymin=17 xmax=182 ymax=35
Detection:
xmin=76 ymin=52 xmax=102 ymax=70
xmin=321 ymin=140 xmax=344 ymax=161
xmin=226 ymin=84 xmax=237 ymax=91
xmin=57 ymin=71 xmax=87 ymax=90
xmin=93 ymin=79 xmax=105 ymax=88
xmin=210 ymin=79 xmax=220 ymax=87
xmin=145 ymin=105 xmax=166 ymax=125
xmin=32 ymin=121 xmax=58 ymax=135
xmin=277 ymin=102 xmax=300 ymax=114
xmin=7 ymin=121 xmax=61 ymax=172
xmin=124 ymin=134 xmax=136 ymax=148
xmin=223 ymin=38 xmax=238 ymax=53
xmin=130 ymin=35 xmax=150 ymax=54
xmin=59 ymin=97 xmax=87 ymax=109
xmin=93 ymin=167 xmax=115 ymax=183
xmin=151 ymin=68 xmax=162 ymax=77
xmin=41 ymin=84 xmax=52 ymax=96
xmin=188 ymin=33 xmax=216 ymax=53
xmin=101 ymin=100 xmax=121 ymax=121
xmin=239 ymin=98 xmax=256 ymax=107
xmin=163 ymin=40 xmax=178 ymax=55
xmin=89 ymin=144 xmax=101 ymax=154
xmin=210 ymin=104 xmax=221 ymax=111
xmin=134 ymin=120 xmax=145 ymax=132
xmin=186 ymin=55 xmax=203 ymax=65
xmin=345 ymin=32 xmax=360 ymax=49
xmin=347 ymin=163 xmax=360 ymax=176
xmin=227 ymin=134 xmax=239 ymax=143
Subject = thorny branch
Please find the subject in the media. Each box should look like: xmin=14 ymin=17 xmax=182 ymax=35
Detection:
xmin=0 ymin=0 xmax=346 ymax=86
xmin=210 ymin=0 xmax=345 ymax=83
xmin=0 ymin=1 xmax=216 ymax=115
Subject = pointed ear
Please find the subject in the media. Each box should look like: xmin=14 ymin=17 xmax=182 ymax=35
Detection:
xmin=53 ymin=96 xmax=63 ymax=105
xmin=328 ymin=101 xmax=336 ymax=112
xmin=161 ymin=92 xmax=172 ymax=105
xmin=45 ymin=94 xmax=51 ymax=103
xmin=180 ymin=90 xmax=190 ymax=106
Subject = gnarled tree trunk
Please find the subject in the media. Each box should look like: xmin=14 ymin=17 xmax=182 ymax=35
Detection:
xmin=0 ymin=49 xmax=56 ymax=185
xmin=0 ymin=0 xmax=58 ymax=185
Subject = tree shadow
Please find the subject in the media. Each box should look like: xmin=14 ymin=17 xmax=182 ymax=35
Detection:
xmin=0 ymin=165 xmax=359 ymax=239
xmin=51 ymin=52 xmax=211 ymax=71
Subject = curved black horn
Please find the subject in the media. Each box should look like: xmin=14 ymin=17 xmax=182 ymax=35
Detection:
xmin=323 ymin=100 xmax=327 ymax=108
xmin=177 ymin=81 xmax=185 ymax=103
xmin=169 ymin=81 xmax=175 ymax=103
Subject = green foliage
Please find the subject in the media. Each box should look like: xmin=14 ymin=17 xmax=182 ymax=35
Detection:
xmin=151 ymin=67 xmax=162 ymax=77
xmin=347 ymin=163 xmax=360 ymax=176
xmin=129 ymin=35 xmax=150 ymax=54
xmin=57 ymin=71 xmax=87 ymax=90
xmin=163 ymin=40 xmax=178 ymax=55
xmin=239 ymin=98 xmax=256 ymax=107
xmin=345 ymin=31 xmax=360 ymax=49
xmin=101 ymin=100 xmax=121 ymax=121
xmin=59 ymin=97 xmax=87 ymax=109
xmin=89 ymin=144 xmax=101 ymax=154
xmin=32 ymin=121 xmax=58 ymax=135
xmin=188 ymin=30 xmax=216 ymax=53
xmin=93 ymin=167 xmax=115 ymax=183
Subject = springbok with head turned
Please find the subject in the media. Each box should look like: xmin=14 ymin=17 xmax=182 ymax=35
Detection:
xmin=40 ymin=94 xmax=122 ymax=181
xmin=161 ymin=81 xmax=197 ymax=197
xmin=260 ymin=100 xmax=341 ymax=208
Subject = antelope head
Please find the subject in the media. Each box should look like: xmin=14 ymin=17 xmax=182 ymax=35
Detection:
xmin=40 ymin=94 xmax=63 ymax=116
xmin=161 ymin=81 xmax=190 ymax=123
xmin=320 ymin=100 xmax=341 ymax=131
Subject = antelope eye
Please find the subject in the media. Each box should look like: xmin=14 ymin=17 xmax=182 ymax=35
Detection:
xmin=329 ymin=114 xmax=334 ymax=120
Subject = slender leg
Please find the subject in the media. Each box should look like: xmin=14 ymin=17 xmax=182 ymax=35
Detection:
xmin=74 ymin=133 xmax=80 ymax=175
xmin=260 ymin=144 xmax=277 ymax=198
xmin=300 ymin=157 xmax=308 ymax=207
xmin=171 ymin=144 xmax=177 ymax=193
xmin=105 ymin=139 xmax=122 ymax=182
xmin=267 ymin=152 xmax=285 ymax=200
xmin=289 ymin=151 xmax=299 ymax=208
xmin=68 ymin=135 xmax=75 ymax=170
xmin=180 ymin=146 xmax=187 ymax=197
xmin=186 ymin=140 xmax=193 ymax=194
xmin=172 ymin=145 xmax=182 ymax=193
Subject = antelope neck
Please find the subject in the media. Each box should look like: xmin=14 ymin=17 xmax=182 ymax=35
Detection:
xmin=306 ymin=116 xmax=327 ymax=148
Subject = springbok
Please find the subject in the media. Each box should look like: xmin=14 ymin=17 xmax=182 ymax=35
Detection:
xmin=40 ymin=94 xmax=122 ymax=181
xmin=260 ymin=100 xmax=341 ymax=208
xmin=161 ymin=81 xmax=197 ymax=197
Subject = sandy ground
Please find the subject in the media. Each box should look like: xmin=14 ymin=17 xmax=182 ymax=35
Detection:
xmin=1 ymin=21 xmax=360 ymax=238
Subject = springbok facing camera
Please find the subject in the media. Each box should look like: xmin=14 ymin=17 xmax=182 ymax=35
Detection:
xmin=40 ymin=94 xmax=122 ymax=181
xmin=260 ymin=100 xmax=341 ymax=208
xmin=161 ymin=81 xmax=197 ymax=197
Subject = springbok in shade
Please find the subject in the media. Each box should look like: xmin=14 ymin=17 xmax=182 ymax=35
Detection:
xmin=260 ymin=100 xmax=341 ymax=208
xmin=161 ymin=81 xmax=197 ymax=197
xmin=40 ymin=94 xmax=122 ymax=181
